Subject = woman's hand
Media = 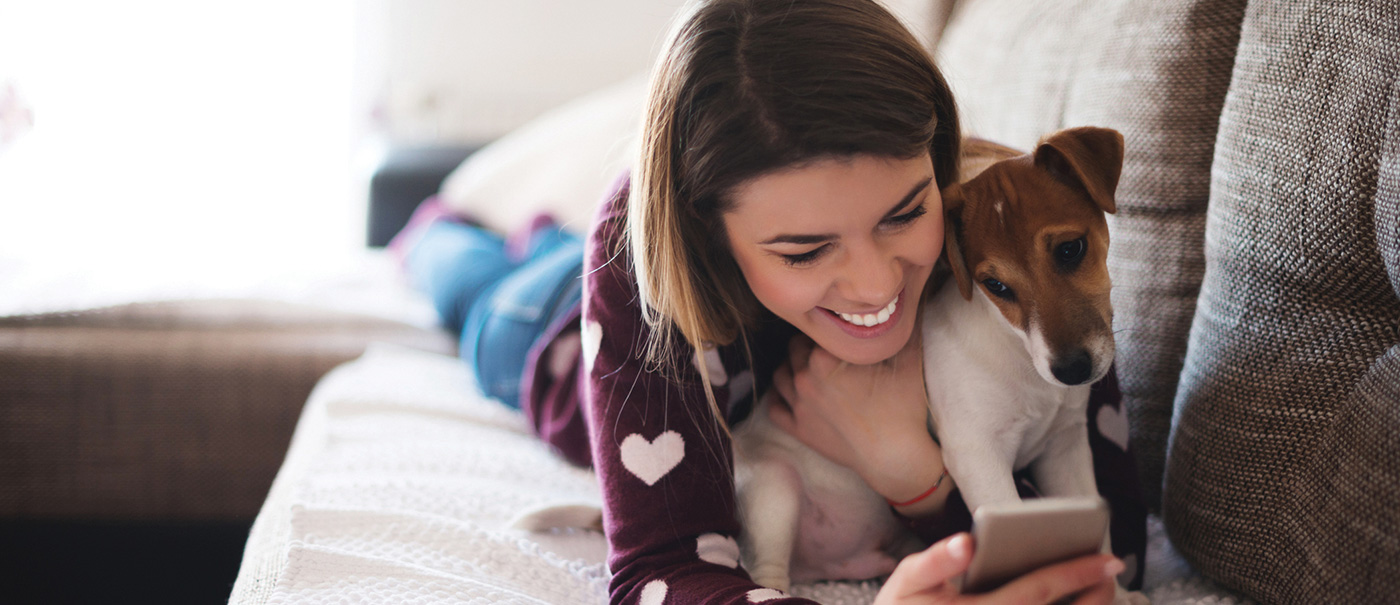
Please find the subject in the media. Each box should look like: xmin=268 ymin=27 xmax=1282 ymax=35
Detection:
xmin=875 ymin=533 xmax=1122 ymax=605
xmin=769 ymin=333 xmax=950 ymax=516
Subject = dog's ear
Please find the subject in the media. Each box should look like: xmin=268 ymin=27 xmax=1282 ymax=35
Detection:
xmin=1033 ymin=127 xmax=1123 ymax=214
xmin=942 ymin=185 xmax=974 ymax=301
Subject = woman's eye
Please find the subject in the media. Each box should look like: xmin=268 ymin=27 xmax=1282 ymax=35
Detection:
xmin=883 ymin=203 xmax=928 ymax=227
xmin=982 ymin=278 xmax=1016 ymax=301
xmin=1055 ymin=238 xmax=1087 ymax=266
xmin=781 ymin=246 xmax=828 ymax=266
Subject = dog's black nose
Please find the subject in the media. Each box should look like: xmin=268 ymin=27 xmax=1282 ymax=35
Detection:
xmin=1051 ymin=350 xmax=1094 ymax=385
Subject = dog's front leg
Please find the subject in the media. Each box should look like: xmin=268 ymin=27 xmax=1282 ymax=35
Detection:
xmin=1031 ymin=424 xmax=1148 ymax=605
xmin=736 ymin=457 xmax=803 ymax=592
xmin=1030 ymin=421 xmax=1106 ymax=551
xmin=940 ymin=437 xmax=1022 ymax=515
xmin=1029 ymin=421 xmax=1098 ymax=500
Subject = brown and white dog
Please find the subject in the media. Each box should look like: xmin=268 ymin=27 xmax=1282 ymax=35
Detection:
xmin=920 ymin=127 xmax=1143 ymax=604
xmin=923 ymin=127 xmax=1121 ymax=515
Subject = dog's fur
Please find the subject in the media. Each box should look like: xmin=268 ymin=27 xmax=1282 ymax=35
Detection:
xmin=519 ymin=127 xmax=1135 ymax=599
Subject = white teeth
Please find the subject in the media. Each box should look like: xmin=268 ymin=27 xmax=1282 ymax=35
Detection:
xmin=836 ymin=299 xmax=898 ymax=327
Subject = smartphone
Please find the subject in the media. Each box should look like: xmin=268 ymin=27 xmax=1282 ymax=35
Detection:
xmin=958 ymin=497 xmax=1110 ymax=594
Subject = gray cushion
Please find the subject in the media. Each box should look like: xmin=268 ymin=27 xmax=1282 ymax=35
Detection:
xmin=936 ymin=0 xmax=1247 ymax=510
xmin=1163 ymin=0 xmax=1400 ymax=601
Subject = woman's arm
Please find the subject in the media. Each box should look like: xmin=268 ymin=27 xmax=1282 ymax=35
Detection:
xmin=583 ymin=179 xmax=819 ymax=604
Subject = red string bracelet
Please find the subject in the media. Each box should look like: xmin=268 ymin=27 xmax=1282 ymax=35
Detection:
xmin=886 ymin=469 xmax=949 ymax=508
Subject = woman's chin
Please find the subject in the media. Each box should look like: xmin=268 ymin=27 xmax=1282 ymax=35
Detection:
xmin=817 ymin=319 xmax=914 ymax=366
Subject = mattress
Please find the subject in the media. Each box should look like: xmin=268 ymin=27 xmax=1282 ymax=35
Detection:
xmin=229 ymin=344 xmax=1253 ymax=604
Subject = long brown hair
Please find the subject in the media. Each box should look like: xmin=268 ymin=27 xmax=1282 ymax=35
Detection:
xmin=628 ymin=0 xmax=961 ymax=424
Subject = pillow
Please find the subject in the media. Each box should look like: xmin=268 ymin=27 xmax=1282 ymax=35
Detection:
xmin=437 ymin=74 xmax=646 ymax=234
xmin=1163 ymin=0 xmax=1400 ymax=601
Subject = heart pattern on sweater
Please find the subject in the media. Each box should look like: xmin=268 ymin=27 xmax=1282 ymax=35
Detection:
xmin=694 ymin=345 xmax=728 ymax=386
xmin=696 ymin=533 xmax=740 ymax=568
xmin=620 ymin=430 xmax=685 ymax=486
xmin=747 ymin=588 xmax=786 ymax=602
xmin=581 ymin=320 xmax=603 ymax=373
xmin=640 ymin=579 xmax=668 ymax=605
xmin=1096 ymin=403 xmax=1130 ymax=451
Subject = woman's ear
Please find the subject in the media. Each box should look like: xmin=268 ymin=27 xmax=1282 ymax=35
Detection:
xmin=941 ymin=185 xmax=973 ymax=301
xmin=1032 ymin=126 xmax=1123 ymax=214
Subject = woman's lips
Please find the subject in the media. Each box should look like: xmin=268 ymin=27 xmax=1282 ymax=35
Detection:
xmin=822 ymin=290 xmax=904 ymax=338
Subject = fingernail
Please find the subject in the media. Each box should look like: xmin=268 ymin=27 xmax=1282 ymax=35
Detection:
xmin=947 ymin=534 xmax=971 ymax=561
xmin=1105 ymin=558 xmax=1125 ymax=578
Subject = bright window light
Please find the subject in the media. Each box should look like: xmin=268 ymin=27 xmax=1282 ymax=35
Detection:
xmin=0 ymin=1 xmax=358 ymax=287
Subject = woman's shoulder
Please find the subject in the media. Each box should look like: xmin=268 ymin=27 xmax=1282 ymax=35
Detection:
xmin=585 ymin=172 xmax=632 ymax=259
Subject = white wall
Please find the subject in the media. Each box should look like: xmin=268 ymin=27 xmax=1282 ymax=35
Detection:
xmin=357 ymin=0 xmax=689 ymax=144
xmin=355 ymin=0 xmax=942 ymax=145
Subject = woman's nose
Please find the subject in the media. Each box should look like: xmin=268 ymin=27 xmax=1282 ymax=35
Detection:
xmin=839 ymin=241 xmax=901 ymax=305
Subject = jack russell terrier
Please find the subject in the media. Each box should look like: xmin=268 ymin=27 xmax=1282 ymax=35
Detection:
xmin=518 ymin=126 xmax=1138 ymax=601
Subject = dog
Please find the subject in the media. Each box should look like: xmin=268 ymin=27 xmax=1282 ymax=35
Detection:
xmin=517 ymin=126 xmax=1138 ymax=600
xmin=923 ymin=127 xmax=1120 ymax=516
xmin=921 ymin=126 xmax=1143 ymax=604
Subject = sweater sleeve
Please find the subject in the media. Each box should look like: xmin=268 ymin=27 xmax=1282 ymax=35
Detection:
xmin=581 ymin=176 xmax=818 ymax=605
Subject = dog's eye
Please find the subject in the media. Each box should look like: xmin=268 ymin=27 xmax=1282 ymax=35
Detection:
xmin=1055 ymin=238 xmax=1087 ymax=266
xmin=982 ymin=278 xmax=1016 ymax=301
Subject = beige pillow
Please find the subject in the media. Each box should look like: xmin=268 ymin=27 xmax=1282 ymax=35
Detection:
xmin=437 ymin=74 xmax=646 ymax=234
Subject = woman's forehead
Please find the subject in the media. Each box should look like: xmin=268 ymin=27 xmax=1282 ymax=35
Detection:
xmin=724 ymin=153 xmax=934 ymax=233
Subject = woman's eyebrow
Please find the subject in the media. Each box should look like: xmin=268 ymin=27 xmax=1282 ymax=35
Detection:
xmin=883 ymin=176 xmax=932 ymax=218
xmin=759 ymin=176 xmax=932 ymax=246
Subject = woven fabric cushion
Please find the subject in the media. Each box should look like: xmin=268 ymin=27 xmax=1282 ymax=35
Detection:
xmin=935 ymin=0 xmax=1247 ymax=509
xmin=1163 ymin=1 xmax=1400 ymax=602
xmin=0 ymin=300 xmax=454 ymax=520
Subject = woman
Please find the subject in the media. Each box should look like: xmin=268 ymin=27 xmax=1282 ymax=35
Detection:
xmin=401 ymin=0 xmax=1143 ymax=602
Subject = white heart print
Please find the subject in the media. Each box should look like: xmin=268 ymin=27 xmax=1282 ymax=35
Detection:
xmin=640 ymin=579 xmax=668 ymax=605
xmin=1097 ymin=403 xmax=1130 ymax=451
xmin=747 ymin=588 xmax=785 ymax=602
xmin=694 ymin=345 xmax=727 ymax=386
xmin=581 ymin=319 xmax=603 ymax=373
xmin=620 ymin=431 xmax=685 ymax=486
xmin=696 ymin=533 xmax=740 ymax=568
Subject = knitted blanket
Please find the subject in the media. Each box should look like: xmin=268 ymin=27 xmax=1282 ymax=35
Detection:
xmin=230 ymin=344 xmax=1250 ymax=604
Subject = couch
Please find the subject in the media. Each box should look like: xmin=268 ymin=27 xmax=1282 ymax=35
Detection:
xmin=18 ymin=0 xmax=1386 ymax=603
xmin=0 ymin=147 xmax=467 ymax=603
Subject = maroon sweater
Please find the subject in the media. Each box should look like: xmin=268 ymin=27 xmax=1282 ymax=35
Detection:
xmin=520 ymin=175 xmax=1147 ymax=604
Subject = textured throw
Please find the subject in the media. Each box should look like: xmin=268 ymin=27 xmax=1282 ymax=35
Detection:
xmin=229 ymin=344 xmax=1247 ymax=604
xmin=935 ymin=0 xmax=1248 ymax=510
xmin=1164 ymin=0 xmax=1400 ymax=603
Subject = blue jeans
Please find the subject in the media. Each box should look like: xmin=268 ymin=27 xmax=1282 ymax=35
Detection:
xmin=404 ymin=220 xmax=584 ymax=409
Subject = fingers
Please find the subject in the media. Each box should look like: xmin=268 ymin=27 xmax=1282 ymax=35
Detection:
xmin=881 ymin=533 xmax=972 ymax=600
xmin=1068 ymin=578 xmax=1116 ymax=605
xmin=981 ymin=554 xmax=1122 ymax=605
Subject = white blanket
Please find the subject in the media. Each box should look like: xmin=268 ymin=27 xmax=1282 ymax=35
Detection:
xmin=230 ymin=344 xmax=1251 ymax=605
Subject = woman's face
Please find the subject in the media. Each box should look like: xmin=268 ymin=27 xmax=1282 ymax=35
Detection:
xmin=723 ymin=153 xmax=943 ymax=365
